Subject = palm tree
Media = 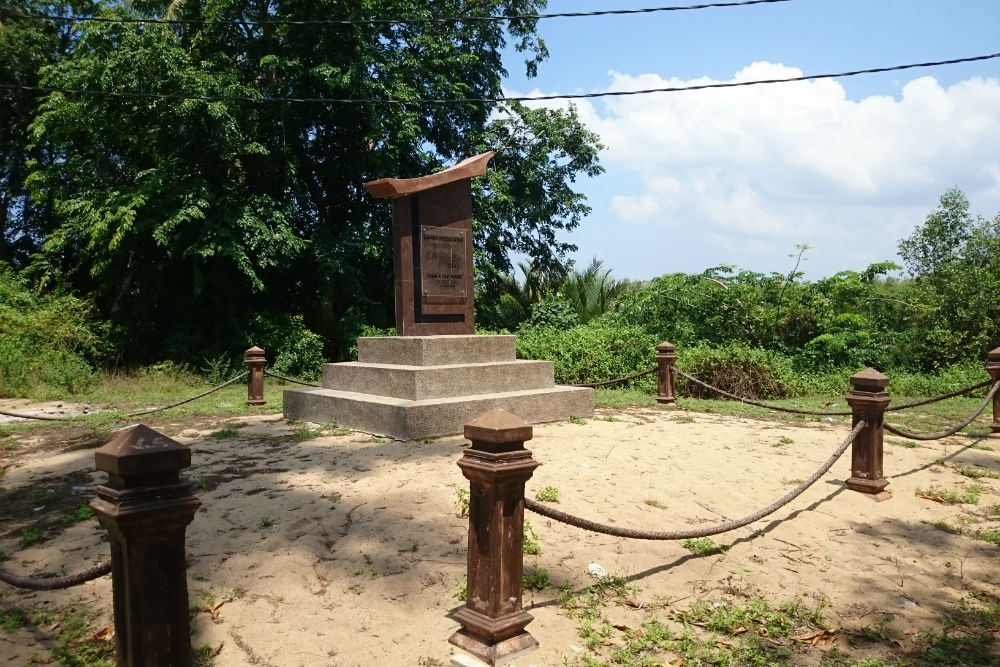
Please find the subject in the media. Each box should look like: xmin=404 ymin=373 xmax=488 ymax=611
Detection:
xmin=561 ymin=258 xmax=631 ymax=324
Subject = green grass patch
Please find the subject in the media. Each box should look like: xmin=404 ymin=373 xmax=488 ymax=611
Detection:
xmin=681 ymin=538 xmax=728 ymax=557
xmin=916 ymin=483 xmax=985 ymax=505
xmin=534 ymin=486 xmax=560 ymax=502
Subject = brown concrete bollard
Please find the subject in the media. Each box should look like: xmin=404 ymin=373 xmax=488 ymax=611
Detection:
xmin=90 ymin=425 xmax=201 ymax=667
xmin=845 ymin=368 xmax=892 ymax=501
xmin=244 ymin=345 xmax=266 ymax=406
xmin=988 ymin=347 xmax=1000 ymax=439
xmin=450 ymin=409 xmax=540 ymax=665
xmin=655 ymin=341 xmax=677 ymax=405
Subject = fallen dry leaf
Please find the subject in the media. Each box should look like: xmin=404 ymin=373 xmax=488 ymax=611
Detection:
xmin=917 ymin=493 xmax=946 ymax=503
xmin=92 ymin=625 xmax=115 ymax=643
xmin=794 ymin=629 xmax=835 ymax=646
xmin=624 ymin=598 xmax=645 ymax=609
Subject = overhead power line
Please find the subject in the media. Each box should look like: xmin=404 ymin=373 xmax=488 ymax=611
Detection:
xmin=2 ymin=52 xmax=997 ymax=104
xmin=3 ymin=0 xmax=797 ymax=27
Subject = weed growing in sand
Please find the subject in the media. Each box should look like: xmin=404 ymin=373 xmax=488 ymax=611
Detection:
xmin=523 ymin=521 xmax=541 ymax=555
xmin=51 ymin=606 xmax=115 ymax=667
xmin=522 ymin=565 xmax=550 ymax=591
xmin=208 ymin=427 xmax=239 ymax=439
xmin=916 ymin=484 xmax=985 ymax=505
xmin=322 ymin=420 xmax=351 ymax=436
xmin=0 ymin=609 xmax=25 ymax=633
xmin=63 ymin=504 xmax=95 ymax=525
xmin=535 ymin=486 xmax=560 ymax=502
xmin=773 ymin=436 xmax=794 ymax=447
xmin=452 ymin=486 xmax=469 ymax=518
xmin=928 ymin=520 xmax=962 ymax=535
xmin=681 ymin=538 xmax=728 ymax=557
xmin=670 ymin=414 xmax=695 ymax=423
xmin=594 ymin=415 xmax=620 ymax=422
xmin=955 ymin=465 xmax=999 ymax=480
xmin=292 ymin=426 xmax=321 ymax=441
xmin=258 ymin=516 xmax=274 ymax=528
xmin=570 ymin=414 xmax=587 ymax=425
xmin=969 ymin=529 xmax=1000 ymax=546
xmin=193 ymin=642 xmax=221 ymax=667
xmin=20 ymin=527 xmax=42 ymax=547
xmin=888 ymin=439 xmax=920 ymax=449
xmin=644 ymin=498 xmax=666 ymax=509
xmin=455 ymin=579 xmax=467 ymax=601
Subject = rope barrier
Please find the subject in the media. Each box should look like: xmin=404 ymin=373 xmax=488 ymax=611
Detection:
xmin=574 ymin=367 xmax=657 ymax=389
xmin=0 ymin=560 xmax=111 ymax=590
xmin=125 ymin=371 xmax=250 ymax=417
xmin=263 ymin=370 xmax=321 ymax=387
xmin=0 ymin=409 xmax=79 ymax=421
xmin=672 ymin=367 xmax=854 ymax=416
xmin=884 ymin=381 xmax=999 ymax=441
xmin=0 ymin=372 xmax=252 ymax=422
xmin=525 ymin=420 xmax=865 ymax=540
xmin=884 ymin=379 xmax=992 ymax=412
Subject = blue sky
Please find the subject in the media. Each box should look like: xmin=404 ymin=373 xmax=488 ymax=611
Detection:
xmin=500 ymin=0 xmax=1000 ymax=281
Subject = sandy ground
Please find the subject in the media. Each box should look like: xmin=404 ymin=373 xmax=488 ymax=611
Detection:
xmin=2 ymin=405 xmax=999 ymax=666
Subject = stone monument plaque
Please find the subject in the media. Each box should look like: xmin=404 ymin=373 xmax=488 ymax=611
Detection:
xmin=421 ymin=226 xmax=467 ymax=301
xmin=363 ymin=152 xmax=494 ymax=335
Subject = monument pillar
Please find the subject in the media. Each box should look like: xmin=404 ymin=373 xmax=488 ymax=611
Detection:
xmin=364 ymin=152 xmax=495 ymax=336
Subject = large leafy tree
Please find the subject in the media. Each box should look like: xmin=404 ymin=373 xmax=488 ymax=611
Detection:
xmin=17 ymin=0 xmax=603 ymax=360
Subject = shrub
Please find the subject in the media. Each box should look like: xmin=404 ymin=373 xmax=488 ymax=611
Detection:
xmin=676 ymin=344 xmax=803 ymax=400
xmin=516 ymin=321 xmax=657 ymax=388
xmin=0 ymin=264 xmax=107 ymax=397
xmin=245 ymin=313 xmax=325 ymax=380
xmin=525 ymin=295 xmax=580 ymax=330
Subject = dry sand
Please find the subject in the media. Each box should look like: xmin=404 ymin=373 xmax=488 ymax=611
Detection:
xmin=2 ymin=405 xmax=999 ymax=666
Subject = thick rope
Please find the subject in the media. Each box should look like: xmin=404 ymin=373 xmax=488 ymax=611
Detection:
xmin=125 ymin=371 xmax=249 ymax=417
xmin=525 ymin=421 xmax=865 ymax=540
xmin=672 ymin=367 xmax=854 ymax=416
xmin=0 ymin=409 xmax=76 ymax=421
xmin=0 ymin=371 xmax=250 ymax=422
xmin=574 ymin=367 xmax=657 ymax=389
xmin=0 ymin=560 xmax=111 ymax=590
xmin=884 ymin=381 xmax=999 ymax=441
xmin=884 ymin=379 xmax=991 ymax=412
xmin=263 ymin=370 xmax=320 ymax=387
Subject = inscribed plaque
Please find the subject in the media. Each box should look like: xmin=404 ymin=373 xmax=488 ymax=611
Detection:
xmin=421 ymin=226 xmax=467 ymax=299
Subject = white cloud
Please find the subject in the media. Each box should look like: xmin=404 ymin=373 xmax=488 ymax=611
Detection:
xmin=507 ymin=65 xmax=1000 ymax=278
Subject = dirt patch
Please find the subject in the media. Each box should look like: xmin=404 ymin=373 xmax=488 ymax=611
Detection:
xmin=1 ymin=408 xmax=999 ymax=665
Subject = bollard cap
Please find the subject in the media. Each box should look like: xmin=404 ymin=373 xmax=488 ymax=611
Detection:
xmin=849 ymin=367 xmax=890 ymax=392
xmin=95 ymin=424 xmax=191 ymax=478
xmin=989 ymin=347 xmax=1000 ymax=364
xmin=464 ymin=408 xmax=533 ymax=447
xmin=244 ymin=345 xmax=266 ymax=360
xmin=656 ymin=341 xmax=676 ymax=353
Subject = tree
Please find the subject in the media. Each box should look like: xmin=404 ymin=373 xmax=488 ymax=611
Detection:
xmin=897 ymin=187 xmax=973 ymax=277
xmin=19 ymin=0 xmax=603 ymax=361
xmin=561 ymin=257 xmax=630 ymax=324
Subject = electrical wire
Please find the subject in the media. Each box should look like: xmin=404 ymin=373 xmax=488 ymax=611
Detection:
xmin=2 ymin=52 xmax=997 ymax=105
xmin=3 ymin=0 xmax=799 ymax=27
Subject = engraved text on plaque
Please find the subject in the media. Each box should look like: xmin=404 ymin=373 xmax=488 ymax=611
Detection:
xmin=421 ymin=226 xmax=467 ymax=300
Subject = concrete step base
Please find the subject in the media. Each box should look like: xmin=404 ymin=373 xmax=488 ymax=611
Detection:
xmin=282 ymin=385 xmax=594 ymax=440
xmin=321 ymin=359 xmax=555 ymax=400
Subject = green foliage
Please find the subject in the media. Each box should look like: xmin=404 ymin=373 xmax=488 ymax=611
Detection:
xmin=534 ymin=486 xmax=560 ymax=502
xmin=0 ymin=264 xmax=107 ymax=397
xmin=0 ymin=609 xmax=25 ymax=633
xmin=516 ymin=321 xmax=657 ymax=387
xmin=523 ymin=520 xmax=541 ymax=555
xmin=524 ymin=294 xmax=580 ymax=330
xmin=13 ymin=0 xmax=599 ymax=365
xmin=677 ymin=344 xmax=803 ymax=400
xmin=681 ymin=538 xmax=728 ymax=557
xmin=522 ymin=565 xmax=550 ymax=591
xmin=246 ymin=313 xmax=325 ymax=380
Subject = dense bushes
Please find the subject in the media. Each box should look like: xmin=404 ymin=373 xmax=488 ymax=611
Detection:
xmin=0 ymin=266 xmax=107 ymax=396
xmin=515 ymin=321 xmax=657 ymax=389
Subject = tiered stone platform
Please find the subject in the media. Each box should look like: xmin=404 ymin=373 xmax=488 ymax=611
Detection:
xmin=282 ymin=335 xmax=593 ymax=440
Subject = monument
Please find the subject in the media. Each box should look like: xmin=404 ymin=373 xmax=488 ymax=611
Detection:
xmin=282 ymin=152 xmax=593 ymax=439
